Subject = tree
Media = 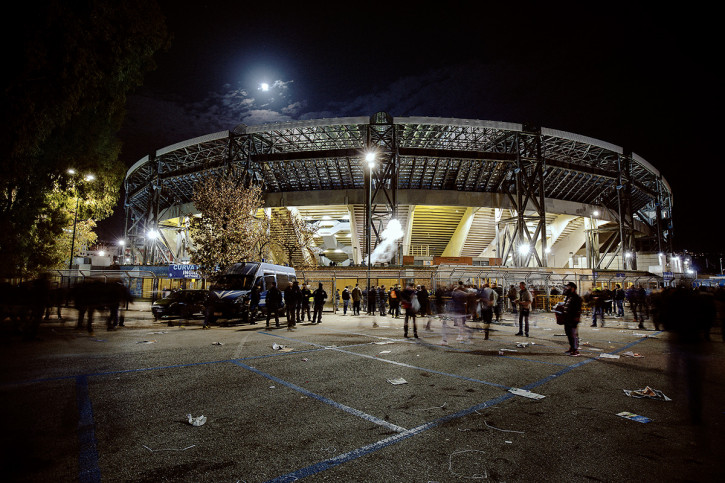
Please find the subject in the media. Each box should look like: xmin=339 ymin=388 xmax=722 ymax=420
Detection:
xmin=189 ymin=176 xmax=268 ymax=278
xmin=1 ymin=0 xmax=169 ymax=278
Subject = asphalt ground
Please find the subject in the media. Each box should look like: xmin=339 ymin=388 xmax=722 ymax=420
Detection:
xmin=1 ymin=304 xmax=724 ymax=482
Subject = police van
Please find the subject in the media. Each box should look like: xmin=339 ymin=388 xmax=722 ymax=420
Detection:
xmin=209 ymin=262 xmax=296 ymax=324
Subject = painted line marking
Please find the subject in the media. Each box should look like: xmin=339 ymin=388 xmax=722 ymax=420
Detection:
xmin=76 ymin=375 xmax=101 ymax=483
xmin=230 ymin=360 xmax=406 ymax=433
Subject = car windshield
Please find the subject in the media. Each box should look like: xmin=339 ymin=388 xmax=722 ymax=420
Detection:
xmin=164 ymin=291 xmax=183 ymax=300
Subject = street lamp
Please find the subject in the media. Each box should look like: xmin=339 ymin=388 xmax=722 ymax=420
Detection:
xmin=67 ymin=170 xmax=95 ymax=272
xmin=365 ymin=152 xmax=376 ymax=314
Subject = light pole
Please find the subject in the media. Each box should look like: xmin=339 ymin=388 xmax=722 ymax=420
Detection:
xmin=67 ymin=170 xmax=95 ymax=273
xmin=365 ymin=152 xmax=376 ymax=314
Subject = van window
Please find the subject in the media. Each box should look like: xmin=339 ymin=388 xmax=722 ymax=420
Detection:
xmin=277 ymin=274 xmax=290 ymax=291
xmin=264 ymin=274 xmax=275 ymax=289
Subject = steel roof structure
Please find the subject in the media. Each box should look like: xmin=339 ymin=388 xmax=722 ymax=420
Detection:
xmin=124 ymin=112 xmax=673 ymax=269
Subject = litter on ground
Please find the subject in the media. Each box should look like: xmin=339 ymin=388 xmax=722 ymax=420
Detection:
xmin=508 ymin=388 xmax=545 ymax=400
xmin=137 ymin=340 xmax=156 ymax=344
xmin=187 ymin=414 xmax=207 ymax=426
xmin=143 ymin=444 xmax=195 ymax=452
xmin=623 ymin=386 xmax=671 ymax=401
xmin=387 ymin=377 xmax=408 ymax=385
xmin=598 ymin=353 xmax=620 ymax=359
xmin=212 ymin=342 xmax=223 ymax=345
xmin=379 ymin=350 xmax=392 ymax=354
xmin=622 ymin=351 xmax=644 ymax=358
xmin=617 ymin=411 xmax=652 ymax=423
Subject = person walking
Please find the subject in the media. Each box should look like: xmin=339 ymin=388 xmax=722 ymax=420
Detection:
xmin=341 ymin=286 xmax=350 ymax=315
xmin=492 ymin=282 xmax=504 ymax=323
xmin=265 ymin=281 xmax=282 ymax=328
xmin=401 ymin=283 xmax=418 ymax=338
xmin=479 ymin=283 xmax=495 ymax=340
xmin=389 ymin=286 xmax=401 ymax=318
xmin=378 ymin=285 xmax=387 ymax=316
xmin=515 ymin=281 xmax=532 ymax=337
xmin=352 ymin=284 xmax=362 ymax=315
xmin=312 ymin=283 xmax=328 ymax=324
xmin=559 ymin=282 xmax=583 ymax=356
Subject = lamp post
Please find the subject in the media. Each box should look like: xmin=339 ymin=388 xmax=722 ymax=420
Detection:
xmin=365 ymin=152 xmax=376 ymax=314
xmin=67 ymin=170 xmax=95 ymax=273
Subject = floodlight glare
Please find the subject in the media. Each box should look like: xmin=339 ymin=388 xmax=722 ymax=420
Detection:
xmin=518 ymin=244 xmax=531 ymax=255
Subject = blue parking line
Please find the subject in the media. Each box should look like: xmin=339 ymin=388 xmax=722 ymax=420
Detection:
xmin=76 ymin=375 xmax=101 ymax=483
xmin=230 ymin=360 xmax=407 ymax=433
xmin=265 ymin=327 xmax=659 ymax=482
xmin=265 ymin=391 xmax=515 ymax=482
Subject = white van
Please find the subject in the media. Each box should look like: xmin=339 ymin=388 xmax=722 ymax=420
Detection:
xmin=209 ymin=262 xmax=296 ymax=324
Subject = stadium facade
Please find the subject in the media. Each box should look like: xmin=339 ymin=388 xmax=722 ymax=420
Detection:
xmin=123 ymin=112 xmax=676 ymax=275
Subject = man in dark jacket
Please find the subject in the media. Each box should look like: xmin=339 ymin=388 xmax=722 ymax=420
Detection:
xmin=298 ymin=283 xmax=312 ymax=322
xmin=560 ymin=282 xmax=583 ymax=356
xmin=265 ymin=281 xmax=282 ymax=328
xmin=312 ymin=283 xmax=327 ymax=324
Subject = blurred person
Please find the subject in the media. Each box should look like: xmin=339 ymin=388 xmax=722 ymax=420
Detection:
xmin=388 ymin=286 xmax=400 ymax=318
xmin=367 ymin=285 xmax=377 ymax=315
xmin=479 ymin=283 xmax=495 ymax=340
xmin=613 ymin=283 xmax=625 ymax=317
xmin=378 ymin=285 xmax=387 ymax=316
xmin=452 ymin=282 xmax=471 ymax=343
xmin=492 ymin=282 xmax=504 ymax=323
xmin=590 ymin=287 xmax=605 ymax=327
xmin=250 ymin=283 xmax=261 ymax=320
xmin=284 ymin=281 xmax=300 ymax=329
xmin=508 ymin=285 xmax=518 ymax=314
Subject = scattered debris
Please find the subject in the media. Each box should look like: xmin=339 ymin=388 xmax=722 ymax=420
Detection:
xmin=137 ymin=340 xmax=157 ymax=344
xmin=623 ymin=386 xmax=671 ymax=401
xmin=379 ymin=350 xmax=392 ymax=354
xmin=272 ymin=343 xmax=293 ymax=352
xmin=387 ymin=377 xmax=408 ymax=385
xmin=301 ymin=358 xmax=309 ymax=362
xmin=598 ymin=353 xmax=620 ymax=359
xmin=508 ymin=388 xmax=545 ymax=400
xmin=622 ymin=351 xmax=644 ymax=358
xmin=148 ymin=331 xmax=168 ymax=335
xmin=499 ymin=348 xmax=518 ymax=352
xmin=212 ymin=342 xmax=223 ymax=345
xmin=143 ymin=444 xmax=195 ymax=452
xmin=516 ymin=342 xmax=534 ymax=348
xmin=505 ymin=440 xmax=513 ymax=444
xmin=187 ymin=414 xmax=207 ymax=426
xmin=617 ymin=411 xmax=651 ymax=423
xmin=374 ymin=340 xmax=395 ymax=345
xmin=484 ymin=421 xmax=525 ymax=434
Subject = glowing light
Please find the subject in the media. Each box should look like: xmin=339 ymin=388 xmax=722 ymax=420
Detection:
xmin=365 ymin=152 xmax=376 ymax=169
xmin=518 ymin=244 xmax=531 ymax=255
xmin=592 ymin=210 xmax=600 ymax=217
xmin=147 ymin=229 xmax=159 ymax=240
xmin=260 ymin=82 xmax=269 ymax=91
xmin=98 ymin=251 xmax=105 ymax=257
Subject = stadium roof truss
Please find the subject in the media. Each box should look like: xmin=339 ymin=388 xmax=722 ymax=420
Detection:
xmin=124 ymin=113 xmax=673 ymax=269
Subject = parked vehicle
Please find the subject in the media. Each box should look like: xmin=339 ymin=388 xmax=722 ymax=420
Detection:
xmin=152 ymin=289 xmax=210 ymax=324
xmin=209 ymin=262 xmax=296 ymax=324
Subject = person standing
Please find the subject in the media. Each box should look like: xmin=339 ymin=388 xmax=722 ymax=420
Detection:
xmin=389 ymin=286 xmax=401 ymax=318
xmin=401 ymin=283 xmax=418 ymax=338
xmin=560 ymin=282 xmax=583 ymax=356
xmin=492 ymin=282 xmax=504 ymax=323
xmin=312 ymin=283 xmax=327 ymax=324
xmin=351 ymin=284 xmax=362 ymax=315
xmin=613 ymin=284 xmax=625 ymax=318
xmin=508 ymin=285 xmax=518 ymax=314
xmin=515 ymin=281 xmax=532 ymax=337
xmin=265 ymin=281 xmax=282 ymax=328
xmin=341 ymin=286 xmax=350 ymax=315
xmin=250 ymin=283 xmax=261 ymax=320
xmin=284 ymin=282 xmax=298 ymax=330
xmin=298 ymin=283 xmax=312 ymax=322
xmin=367 ymin=285 xmax=377 ymax=315
xmin=378 ymin=285 xmax=387 ymax=316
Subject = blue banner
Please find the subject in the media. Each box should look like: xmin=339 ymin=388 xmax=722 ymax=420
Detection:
xmin=168 ymin=264 xmax=200 ymax=279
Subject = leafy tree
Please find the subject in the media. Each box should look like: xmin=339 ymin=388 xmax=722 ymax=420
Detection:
xmin=1 ymin=0 xmax=169 ymax=278
xmin=189 ymin=176 xmax=268 ymax=278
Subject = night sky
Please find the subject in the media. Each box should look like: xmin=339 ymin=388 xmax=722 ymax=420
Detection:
xmin=101 ymin=2 xmax=722 ymax=254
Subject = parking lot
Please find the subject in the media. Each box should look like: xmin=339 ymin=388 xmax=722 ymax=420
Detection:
xmin=2 ymin=305 xmax=723 ymax=482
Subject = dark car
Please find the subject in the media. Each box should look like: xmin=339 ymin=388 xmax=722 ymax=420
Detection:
xmin=151 ymin=289 xmax=210 ymax=324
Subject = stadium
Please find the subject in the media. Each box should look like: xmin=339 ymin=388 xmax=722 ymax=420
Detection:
xmin=123 ymin=112 xmax=677 ymax=287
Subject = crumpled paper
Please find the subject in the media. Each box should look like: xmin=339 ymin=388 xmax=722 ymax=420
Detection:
xmin=623 ymin=386 xmax=671 ymax=401
xmin=187 ymin=414 xmax=207 ymax=426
